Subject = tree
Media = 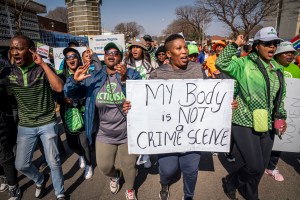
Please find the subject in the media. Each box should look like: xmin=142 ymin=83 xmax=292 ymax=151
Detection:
xmin=175 ymin=5 xmax=212 ymax=42
xmin=45 ymin=7 xmax=68 ymax=23
xmin=114 ymin=22 xmax=145 ymax=42
xmin=163 ymin=19 xmax=198 ymax=41
xmin=11 ymin=0 xmax=31 ymax=35
xmin=198 ymin=0 xmax=278 ymax=40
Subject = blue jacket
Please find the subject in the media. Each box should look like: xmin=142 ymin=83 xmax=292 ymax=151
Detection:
xmin=64 ymin=66 xmax=142 ymax=144
xmin=198 ymin=51 xmax=206 ymax=64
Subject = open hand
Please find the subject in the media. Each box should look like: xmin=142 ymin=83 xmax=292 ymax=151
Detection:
xmin=74 ymin=62 xmax=91 ymax=83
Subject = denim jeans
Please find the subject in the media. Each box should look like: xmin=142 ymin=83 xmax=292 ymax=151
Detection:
xmin=158 ymin=152 xmax=201 ymax=198
xmin=15 ymin=122 xmax=64 ymax=196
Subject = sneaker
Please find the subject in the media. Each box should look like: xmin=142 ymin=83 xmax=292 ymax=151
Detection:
xmin=159 ymin=183 xmax=169 ymax=200
xmin=35 ymin=173 xmax=49 ymax=198
xmin=84 ymin=165 xmax=93 ymax=179
xmin=265 ymin=168 xmax=284 ymax=181
xmin=0 ymin=176 xmax=8 ymax=192
xmin=125 ymin=189 xmax=137 ymax=200
xmin=110 ymin=170 xmax=122 ymax=194
xmin=8 ymin=185 xmax=21 ymax=200
xmin=142 ymin=155 xmax=152 ymax=169
xmin=224 ymin=153 xmax=236 ymax=163
xmin=222 ymin=177 xmax=237 ymax=200
xmin=57 ymin=194 xmax=66 ymax=200
xmin=79 ymin=156 xmax=86 ymax=169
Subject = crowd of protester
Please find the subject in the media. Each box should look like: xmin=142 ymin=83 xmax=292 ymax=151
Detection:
xmin=0 ymin=26 xmax=299 ymax=200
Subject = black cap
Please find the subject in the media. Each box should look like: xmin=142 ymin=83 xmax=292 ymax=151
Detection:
xmin=155 ymin=46 xmax=166 ymax=57
xmin=63 ymin=47 xmax=80 ymax=57
xmin=68 ymin=40 xmax=79 ymax=47
xmin=143 ymin=35 xmax=153 ymax=42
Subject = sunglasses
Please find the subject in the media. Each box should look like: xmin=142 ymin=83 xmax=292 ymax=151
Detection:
xmin=259 ymin=40 xmax=281 ymax=47
xmin=158 ymin=53 xmax=166 ymax=56
xmin=104 ymin=50 xmax=120 ymax=56
xmin=65 ymin=54 xmax=78 ymax=60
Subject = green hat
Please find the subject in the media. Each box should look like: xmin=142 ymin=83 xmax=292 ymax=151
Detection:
xmin=187 ymin=44 xmax=199 ymax=55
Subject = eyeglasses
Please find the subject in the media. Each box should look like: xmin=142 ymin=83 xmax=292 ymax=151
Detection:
xmin=259 ymin=40 xmax=281 ymax=47
xmin=158 ymin=53 xmax=166 ymax=56
xmin=65 ymin=54 xmax=78 ymax=60
xmin=104 ymin=50 xmax=120 ymax=56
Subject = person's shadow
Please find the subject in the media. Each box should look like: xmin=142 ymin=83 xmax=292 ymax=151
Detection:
xmin=279 ymin=151 xmax=300 ymax=175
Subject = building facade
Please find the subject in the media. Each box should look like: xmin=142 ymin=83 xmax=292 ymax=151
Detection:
xmin=65 ymin=0 xmax=102 ymax=36
xmin=0 ymin=0 xmax=46 ymax=46
xmin=264 ymin=0 xmax=300 ymax=40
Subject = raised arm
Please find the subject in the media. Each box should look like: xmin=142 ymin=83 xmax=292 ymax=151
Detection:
xmin=30 ymin=50 xmax=64 ymax=92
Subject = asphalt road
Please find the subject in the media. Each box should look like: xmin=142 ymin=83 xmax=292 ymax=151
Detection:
xmin=1 ymin=119 xmax=299 ymax=200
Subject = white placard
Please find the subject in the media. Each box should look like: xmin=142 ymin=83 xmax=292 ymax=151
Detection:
xmin=53 ymin=47 xmax=86 ymax=70
xmin=127 ymin=79 xmax=234 ymax=154
xmin=36 ymin=42 xmax=49 ymax=59
xmin=88 ymin=34 xmax=125 ymax=60
xmin=273 ymin=78 xmax=300 ymax=152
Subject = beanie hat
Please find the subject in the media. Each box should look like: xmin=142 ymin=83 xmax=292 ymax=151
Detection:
xmin=155 ymin=46 xmax=166 ymax=57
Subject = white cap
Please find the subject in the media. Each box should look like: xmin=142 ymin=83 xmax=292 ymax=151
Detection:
xmin=274 ymin=41 xmax=297 ymax=56
xmin=254 ymin=27 xmax=282 ymax=42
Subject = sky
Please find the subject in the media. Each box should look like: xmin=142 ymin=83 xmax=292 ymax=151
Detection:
xmin=37 ymin=0 xmax=228 ymax=37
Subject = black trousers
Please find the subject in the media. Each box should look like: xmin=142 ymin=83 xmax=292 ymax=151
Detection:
xmin=226 ymin=125 xmax=274 ymax=200
xmin=0 ymin=112 xmax=18 ymax=186
xmin=60 ymin=105 xmax=91 ymax=165
xmin=267 ymin=151 xmax=281 ymax=170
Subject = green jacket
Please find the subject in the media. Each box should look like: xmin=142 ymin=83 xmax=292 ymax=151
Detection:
xmin=216 ymin=43 xmax=286 ymax=129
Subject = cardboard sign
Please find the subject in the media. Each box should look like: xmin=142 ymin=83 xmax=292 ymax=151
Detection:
xmin=53 ymin=47 xmax=86 ymax=70
xmin=126 ymin=79 xmax=234 ymax=154
xmin=36 ymin=42 xmax=49 ymax=59
xmin=88 ymin=34 xmax=125 ymax=60
xmin=273 ymin=78 xmax=300 ymax=152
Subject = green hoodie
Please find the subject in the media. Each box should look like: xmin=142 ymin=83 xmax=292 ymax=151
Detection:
xmin=216 ymin=43 xmax=286 ymax=130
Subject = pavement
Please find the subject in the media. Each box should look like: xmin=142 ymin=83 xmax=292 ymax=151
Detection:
xmin=1 ymin=118 xmax=300 ymax=200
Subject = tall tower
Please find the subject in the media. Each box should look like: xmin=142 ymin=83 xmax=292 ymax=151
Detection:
xmin=65 ymin=0 xmax=102 ymax=36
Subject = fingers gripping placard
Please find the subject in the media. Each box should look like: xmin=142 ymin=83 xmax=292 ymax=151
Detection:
xmin=126 ymin=79 xmax=235 ymax=154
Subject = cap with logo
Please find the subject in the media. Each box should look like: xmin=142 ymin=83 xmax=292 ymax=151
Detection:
xmin=254 ymin=27 xmax=282 ymax=42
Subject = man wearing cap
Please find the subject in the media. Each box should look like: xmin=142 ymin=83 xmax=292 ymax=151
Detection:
xmin=143 ymin=35 xmax=156 ymax=59
xmin=4 ymin=35 xmax=66 ymax=200
xmin=204 ymin=40 xmax=226 ymax=78
xmin=64 ymin=42 xmax=141 ymax=200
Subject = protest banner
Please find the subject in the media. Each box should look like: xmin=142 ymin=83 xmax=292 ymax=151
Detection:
xmin=126 ymin=79 xmax=234 ymax=154
xmin=53 ymin=47 xmax=86 ymax=70
xmin=88 ymin=34 xmax=125 ymax=60
xmin=273 ymin=78 xmax=300 ymax=152
xmin=36 ymin=42 xmax=50 ymax=59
